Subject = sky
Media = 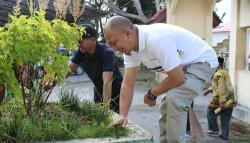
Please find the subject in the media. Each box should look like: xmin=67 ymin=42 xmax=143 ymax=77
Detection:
xmin=214 ymin=0 xmax=231 ymax=24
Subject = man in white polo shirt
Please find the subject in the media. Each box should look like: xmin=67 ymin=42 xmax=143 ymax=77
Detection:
xmin=104 ymin=16 xmax=218 ymax=143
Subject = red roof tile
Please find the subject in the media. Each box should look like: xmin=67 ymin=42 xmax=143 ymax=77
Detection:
xmin=213 ymin=23 xmax=230 ymax=32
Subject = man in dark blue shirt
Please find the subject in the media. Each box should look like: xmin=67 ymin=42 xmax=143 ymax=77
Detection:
xmin=68 ymin=24 xmax=123 ymax=113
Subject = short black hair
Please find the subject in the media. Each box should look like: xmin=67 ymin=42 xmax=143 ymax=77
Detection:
xmin=82 ymin=24 xmax=98 ymax=39
xmin=218 ymin=57 xmax=224 ymax=67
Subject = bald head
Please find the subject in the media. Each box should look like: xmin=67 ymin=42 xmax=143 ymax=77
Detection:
xmin=104 ymin=16 xmax=134 ymax=33
xmin=103 ymin=16 xmax=138 ymax=55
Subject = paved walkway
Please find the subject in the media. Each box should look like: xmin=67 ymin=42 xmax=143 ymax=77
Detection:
xmin=50 ymin=70 xmax=250 ymax=143
xmin=128 ymin=70 xmax=250 ymax=143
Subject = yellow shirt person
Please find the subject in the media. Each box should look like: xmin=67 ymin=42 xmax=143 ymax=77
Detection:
xmin=205 ymin=68 xmax=236 ymax=140
xmin=210 ymin=69 xmax=235 ymax=107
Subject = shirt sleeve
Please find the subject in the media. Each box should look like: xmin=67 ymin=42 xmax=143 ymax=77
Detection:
xmin=71 ymin=48 xmax=83 ymax=65
xmin=154 ymin=36 xmax=181 ymax=72
xmin=123 ymin=53 xmax=141 ymax=68
xmin=102 ymin=48 xmax=116 ymax=72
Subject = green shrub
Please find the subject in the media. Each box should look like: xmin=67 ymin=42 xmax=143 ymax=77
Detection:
xmin=59 ymin=89 xmax=80 ymax=113
xmin=0 ymin=90 xmax=128 ymax=142
xmin=0 ymin=3 xmax=128 ymax=142
xmin=0 ymin=6 xmax=84 ymax=118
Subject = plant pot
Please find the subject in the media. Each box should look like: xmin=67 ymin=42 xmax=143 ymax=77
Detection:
xmin=0 ymin=84 xmax=5 ymax=104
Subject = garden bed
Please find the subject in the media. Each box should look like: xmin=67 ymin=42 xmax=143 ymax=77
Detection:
xmin=0 ymin=91 xmax=128 ymax=142
xmin=0 ymin=2 xmax=152 ymax=142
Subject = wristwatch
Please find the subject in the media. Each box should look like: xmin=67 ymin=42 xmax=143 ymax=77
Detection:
xmin=147 ymin=89 xmax=157 ymax=101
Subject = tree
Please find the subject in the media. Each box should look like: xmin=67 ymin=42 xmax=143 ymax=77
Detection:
xmin=83 ymin=0 xmax=111 ymax=41
xmin=107 ymin=0 xmax=165 ymax=23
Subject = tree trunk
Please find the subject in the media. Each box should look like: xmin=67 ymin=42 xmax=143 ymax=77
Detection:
xmin=0 ymin=85 xmax=5 ymax=104
xmin=107 ymin=0 xmax=147 ymax=23
xmin=133 ymin=0 xmax=145 ymax=17
xmin=154 ymin=0 xmax=160 ymax=12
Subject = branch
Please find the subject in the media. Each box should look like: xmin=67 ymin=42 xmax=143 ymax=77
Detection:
xmin=155 ymin=0 xmax=160 ymax=12
xmin=133 ymin=0 xmax=144 ymax=16
xmin=20 ymin=67 xmax=28 ymax=116
xmin=107 ymin=0 xmax=147 ymax=23
xmin=38 ymin=0 xmax=49 ymax=11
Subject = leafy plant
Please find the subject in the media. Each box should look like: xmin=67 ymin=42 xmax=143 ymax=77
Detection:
xmin=0 ymin=2 xmax=129 ymax=142
xmin=0 ymin=5 xmax=84 ymax=118
xmin=0 ymin=58 xmax=20 ymax=96
xmin=0 ymin=91 xmax=128 ymax=142
xmin=59 ymin=89 xmax=111 ymax=125
xmin=59 ymin=89 xmax=81 ymax=112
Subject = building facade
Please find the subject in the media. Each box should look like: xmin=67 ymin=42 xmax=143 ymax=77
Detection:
xmin=230 ymin=0 xmax=250 ymax=124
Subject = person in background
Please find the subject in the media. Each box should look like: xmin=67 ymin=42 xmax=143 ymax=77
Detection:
xmin=204 ymin=57 xmax=236 ymax=140
xmin=185 ymin=58 xmax=225 ymax=138
xmin=103 ymin=16 xmax=218 ymax=142
xmin=68 ymin=24 xmax=123 ymax=113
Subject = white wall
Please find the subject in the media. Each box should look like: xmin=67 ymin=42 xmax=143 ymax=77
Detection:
xmin=212 ymin=31 xmax=229 ymax=47
xmin=167 ymin=0 xmax=214 ymax=44
xmin=239 ymin=0 xmax=250 ymax=27
xmin=230 ymin=0 xmax=250 ymax=111
xmin=237 ymin=71 xmax=250 ymax=108
xmin=174 ymin=0 xmax=206 ymax=38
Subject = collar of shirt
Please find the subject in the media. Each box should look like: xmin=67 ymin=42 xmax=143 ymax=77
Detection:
xmin=136 ymin=25 xmax=146 ymax=53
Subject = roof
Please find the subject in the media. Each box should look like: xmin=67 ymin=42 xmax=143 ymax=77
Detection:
xmin=212 ymin=23 xmax=230 ymax=33
xmin=0 ymin=0 xmax=107 ymax=26
xmin=146 ymin=8 xmax=222 ymax=28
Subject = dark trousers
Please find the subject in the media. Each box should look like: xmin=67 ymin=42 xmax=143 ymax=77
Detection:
xmin=94 ymin=89 xmax=120 ymax=113
xmin=207 ymin=107 xmax=233 ymax=139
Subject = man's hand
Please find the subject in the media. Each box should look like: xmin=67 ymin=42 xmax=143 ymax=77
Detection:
xmin=144 ymin=93 xmax=156 ymax=107
xmin=220 ymin=103 xmax=226 ymax=110
xmin=208 ymin=102 xmax=219 ymax=108
xmin=107 ymin=116 xmax=128 ymax=128
xmin=203 ymin=89 xmax=211 ymax=96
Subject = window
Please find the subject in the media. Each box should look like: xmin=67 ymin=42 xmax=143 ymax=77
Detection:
xmin=247 ymin=28 xmax=250 ymax=71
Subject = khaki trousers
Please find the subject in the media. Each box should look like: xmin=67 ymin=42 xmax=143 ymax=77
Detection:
xmin=159 ymin=62 xmax=216 ymax=143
